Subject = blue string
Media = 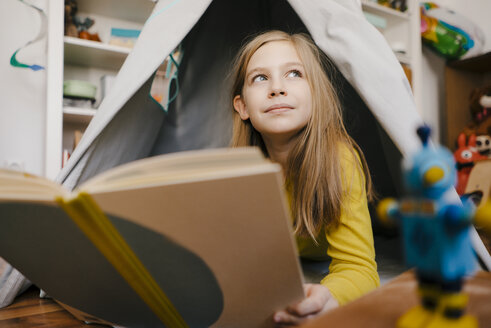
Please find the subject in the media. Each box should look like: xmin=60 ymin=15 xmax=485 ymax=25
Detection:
xmin=146 ymin=0 xmax=181 ymax=24
xmin=164 ymin=53 xmax=180 ymax=110
xmin=10 ymin=0 xmax=47 ymax=71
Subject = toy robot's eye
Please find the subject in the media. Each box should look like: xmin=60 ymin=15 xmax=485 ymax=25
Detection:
xmin=477 ymin=140 xmax=482 ymax=146
xmin=462 ymin=150 xmax=472 ymax=159
xmin=486 ymin=140 xmax=490 ymax=146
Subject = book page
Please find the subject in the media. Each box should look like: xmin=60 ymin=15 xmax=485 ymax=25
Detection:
xmin=89 ymin=166 xmax=304 ymax=327
xmin=80 ymin=147 xmax=273 ymax=193
xmin=0 ymin=169 xmax=66 ymax=201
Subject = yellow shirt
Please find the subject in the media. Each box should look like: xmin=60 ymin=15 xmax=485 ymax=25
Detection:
xmin=295 ymin=146 xmax=380 ymax=305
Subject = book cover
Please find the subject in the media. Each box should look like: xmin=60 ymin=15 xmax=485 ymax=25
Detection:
xmin=0 ymin=148 xmax=304 ymax=328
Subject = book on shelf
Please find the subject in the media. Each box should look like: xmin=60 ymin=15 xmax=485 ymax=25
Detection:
xmin=61 ymin=149 xmax=71 ymax=168
xmin=73 ymin=130 xmax=83 ymax=150
xmin=0 ymin=147 xmax=304 ymax=328
xmin=109 ymin=28 xmax=141 ymax=49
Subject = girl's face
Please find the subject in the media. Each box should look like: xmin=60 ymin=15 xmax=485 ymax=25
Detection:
xmin=234 ymin=40 xmax=312 ymax=142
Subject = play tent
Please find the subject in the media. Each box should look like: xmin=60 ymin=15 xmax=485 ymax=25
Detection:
xmin=59 ymin=0 xmax=422 ymax=191
xmin=56 ymin=0 xmax=490 ymax=271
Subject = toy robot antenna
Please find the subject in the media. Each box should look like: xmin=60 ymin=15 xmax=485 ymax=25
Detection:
xmin=416 ymin=125 xmax=431 ymax=146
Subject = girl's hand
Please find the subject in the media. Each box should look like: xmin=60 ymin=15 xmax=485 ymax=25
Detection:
xmin=273 ymin=283 xmax=338 ymax=326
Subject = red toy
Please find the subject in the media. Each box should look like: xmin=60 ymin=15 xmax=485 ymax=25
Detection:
xmin=454 ymin=133 xmax=486 ymax=195
xmin=461 ymin=87 xmax=491 ymax=158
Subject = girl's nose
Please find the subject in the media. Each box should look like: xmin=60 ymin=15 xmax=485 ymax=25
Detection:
xmin=269 ymin=88 xmax=287 ymax=98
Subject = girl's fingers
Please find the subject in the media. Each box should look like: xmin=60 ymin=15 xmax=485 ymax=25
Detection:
xmin=273 ymin=284 xmax=339 ymax=325
xmin=287 ymin=284 xmax=330 ymax=316
xmin=286 ymin=296 xmax=324 ymax=316
xmin=273 ymin=310 xmax=315 ymax=326
xmin=273 ymin=310 xmax=299 ymax=325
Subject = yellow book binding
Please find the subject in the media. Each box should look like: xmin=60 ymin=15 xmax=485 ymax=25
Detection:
xmin=56 ymin=192 xmax=188 ymax=328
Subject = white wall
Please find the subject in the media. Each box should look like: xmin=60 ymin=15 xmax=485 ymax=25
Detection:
xmin=420 ymin=0 xmax=491 ymax=144
xmin=0 ymin=0 xmax=47 ymax=176
xmin=438 ymin=0 xmax=491 ymax=53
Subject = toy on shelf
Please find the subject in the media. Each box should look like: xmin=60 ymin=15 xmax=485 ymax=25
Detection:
xmin=64 ymin=0 xmax=78 ymax=37
xmin=453 ymin=133 xmax=486 ymax=196
xmin=377 ymin=0 xmax=407 ymax=13
xmin=377 ymin=126 xmax=489 ymax=328
xmin=462 ymin=87 xmax=491 ymax=158
xmin=475 ymin=135 xmax=491 ymax=158
xmin=64 ymin=0 xmax=100 ymax=42
xmin=469 ymin=87 xmax=491 ymax=131
xmin=76 ymin=17 xmax=101 ymax=42
xmin=420 ymin=3 xmax=485 ymax=59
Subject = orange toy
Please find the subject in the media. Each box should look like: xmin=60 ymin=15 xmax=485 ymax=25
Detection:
xmin=454 ymin=133 xmax=486 ymax=195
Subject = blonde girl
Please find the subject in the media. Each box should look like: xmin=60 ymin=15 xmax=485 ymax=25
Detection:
xmin=230 ymin=30 xmax=380 ymax=325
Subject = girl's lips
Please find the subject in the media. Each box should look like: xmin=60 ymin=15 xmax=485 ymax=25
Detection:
xmin=265 ymin=104 xmax=294 ymax=113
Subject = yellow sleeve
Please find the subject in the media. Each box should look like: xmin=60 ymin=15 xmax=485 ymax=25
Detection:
xmin=320 ymin=148 xmax=380 ymax=305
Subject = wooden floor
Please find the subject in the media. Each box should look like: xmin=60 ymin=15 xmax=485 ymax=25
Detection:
xmin=2 ymin=271 xmax=491 ymax=327
xmin=0 ymin=287 xmax=107 ymax=328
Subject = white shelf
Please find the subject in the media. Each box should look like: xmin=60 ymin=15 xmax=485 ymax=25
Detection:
xmin=63 ymin=106 xmax=97 ymax=124
xmin=64 ymin=36 xmax=131 ymax=70
xmin=361 ymin=1 xmax=410 ymax=19
xmin=395 ymin=52 xmax=411 ymax=65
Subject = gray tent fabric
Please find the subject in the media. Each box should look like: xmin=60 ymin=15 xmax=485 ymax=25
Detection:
xmin=0 ymin=260 xmax=31 ymax=309
xmin=67 ymin=79 xmax=165 ymax=187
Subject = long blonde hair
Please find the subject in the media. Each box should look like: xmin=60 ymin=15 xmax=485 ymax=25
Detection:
xmin=230 ymin=30 xmax=373 ymax=239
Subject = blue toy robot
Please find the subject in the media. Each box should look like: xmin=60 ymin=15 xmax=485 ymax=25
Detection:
xmin=377 ymin=126 xmax=478 ymax=328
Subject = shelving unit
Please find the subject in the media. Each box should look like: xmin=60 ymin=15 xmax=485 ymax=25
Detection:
xmin=361 ymin=0 xmax=423 ymax=115
xmin=45 ymin=0 xmax=155 ymax=179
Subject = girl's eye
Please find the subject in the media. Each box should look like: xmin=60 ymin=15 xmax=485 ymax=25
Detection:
xmin=252 ymin=75 xmax=267 ymax=83
xmin=287 ymin=70 xmax=302 ymax=78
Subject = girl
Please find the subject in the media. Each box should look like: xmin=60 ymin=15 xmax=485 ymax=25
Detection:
xmin=230 ymin=30 xmax=380 ymax=325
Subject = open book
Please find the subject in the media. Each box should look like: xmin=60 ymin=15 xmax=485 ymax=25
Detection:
xmin=0 ymin=147 xmax=304 ymax=328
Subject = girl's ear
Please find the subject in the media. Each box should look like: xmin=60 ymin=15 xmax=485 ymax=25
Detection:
xmin=233 ymin=95 xmax=249 ymax=120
